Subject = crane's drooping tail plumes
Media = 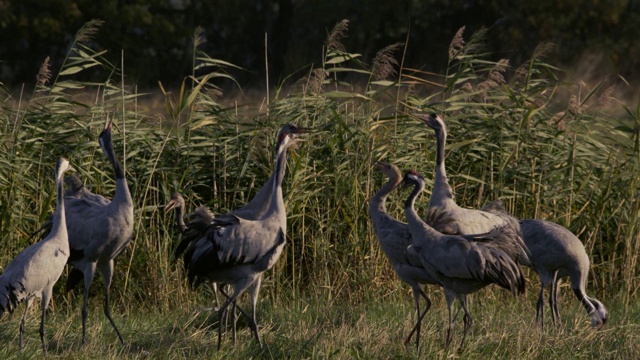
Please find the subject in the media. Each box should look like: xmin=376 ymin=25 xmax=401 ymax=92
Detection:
xmin=402 ymin=170 xmax=526 ymax=348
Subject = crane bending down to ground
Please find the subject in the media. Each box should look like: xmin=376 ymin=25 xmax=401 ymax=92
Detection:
xmin=0 ymin=158 xmax=74 ymax=351
xmin=62 ymin=117 xmax=134 ymax=345
xmin=180 ymin=124 xmax=308 ymax=349
xmin=165 ymin=192 xmax=222 ymax=310
xmin=369 ymin=161 xmax=438 ymax=349
xmin=402 ymin=170 xmax=527 ymax=348
xmin=518 ymin=218 xmax=608 ymax=328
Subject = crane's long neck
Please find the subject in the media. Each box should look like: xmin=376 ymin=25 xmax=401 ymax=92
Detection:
xmin=104 ymin=137 xmax=133 ymax=208
xmin=265 ymin=141 xmax=289 ymax=218
xmin=50 ymin=169 xmax=68 ymax=242
xmin=175 ymin=205 xmax=187 ymax=233
xmin=369 ymin=174 xmax=400 ymax=223
xmin=430 ymin=125 xmax=455 ymax=206
xmin=405 ymin=180 xmax=439 ymax=238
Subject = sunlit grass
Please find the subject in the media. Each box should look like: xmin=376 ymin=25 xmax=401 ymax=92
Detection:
xmin=0 ymin=20 xmax=639 ymax=358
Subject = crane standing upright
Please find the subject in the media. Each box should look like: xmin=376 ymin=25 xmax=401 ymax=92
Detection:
xmin=62 ymin=117 xmax=134 ymax=345
xmin=402 ymin=170 xmax=526 ymax=348
xmin=180 ymin=124 xmax=308 ymax=349
xmin=369 ymin=161 xmax=438 ymax=349
xmin=0 ymin=158 xmax=74 ymax=351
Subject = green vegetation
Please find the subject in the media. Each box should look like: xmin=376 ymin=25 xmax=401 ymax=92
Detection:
xmin=0 ymin=20 xmax=639 ymax=358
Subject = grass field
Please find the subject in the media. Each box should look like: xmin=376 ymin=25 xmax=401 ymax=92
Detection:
xmin=1 ymin=20 xmax=639 ymax=359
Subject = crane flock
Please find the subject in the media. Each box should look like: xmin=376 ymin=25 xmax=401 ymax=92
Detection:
xmin=0 ymin=115 xmax=608 ymax=352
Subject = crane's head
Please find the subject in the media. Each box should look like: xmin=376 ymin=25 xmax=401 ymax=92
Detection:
xmin=276 ymin=123 xmax=309 ymax=154
xmin=55 ymin=158 xmax=75 ymax=180
xmin=375 ymin=161 xmax=402 ymax=186
xmin=401 ymin=169 xmax=425 ymax=189
xmin=418 ymin=113 xmax=446 ymax=132
xmin=165 ymin=192 xmax=186 ymax=213
xmin=98 ymin=116 xmax=114 ymax=158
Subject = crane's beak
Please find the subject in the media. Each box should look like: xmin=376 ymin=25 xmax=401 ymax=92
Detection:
xmin=165 ymin=199 xmax=178 ymax=213
xmin=104 ymin=116 xmax=113 ymax=132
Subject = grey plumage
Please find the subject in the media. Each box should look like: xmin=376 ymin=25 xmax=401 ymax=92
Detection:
xmin=0 ymin=158 xmax=74 ymax=351
xmin=519 ymin=219 xmax=608 ymax=328
xmin=418 ymin=113 xmax=515 ymax=234
xmin=402 ymin=170 xmax=526 ymax=348
xmin=63 ymin=117 xmax=134 ymax=345
xmin=369 ymin=162 xmax=438 ymax=349
xmin=181 ymin=124 xmax=307 ymax=348
xmin=165 ymin=192 xmax=222 ymax=310
xmin=418 ymin=113 xmax=530 ymax=265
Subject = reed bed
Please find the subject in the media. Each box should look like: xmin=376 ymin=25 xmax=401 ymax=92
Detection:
xmin=0 ymin=20 xmax=638 ymax=358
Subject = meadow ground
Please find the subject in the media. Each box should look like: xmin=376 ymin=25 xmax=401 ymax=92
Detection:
xmin=0 ymin=277 xmax=638 ymax=359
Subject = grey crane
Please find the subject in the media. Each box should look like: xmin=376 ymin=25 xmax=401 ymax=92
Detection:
xmin=519 ymin=219 xmax=608 ymax=328
xmin=0 ymin=158 xmax=74 ymax=351
xmin=181 ymin=123 xmax=307 ymax=348
xmin=369 ymin=161 xmax=439 ymax=349
xmin=417 ymin=113 xmax=515 ymax=234
xmin=418 ymin=113 xmax=530 ymax=267
xmin=63 ymin=117 xmax=134 ymax=345
xmin=165 ymin=192 xmax=222 ymax=310
xmin=402 ymin=170 xmax=526 ymax=348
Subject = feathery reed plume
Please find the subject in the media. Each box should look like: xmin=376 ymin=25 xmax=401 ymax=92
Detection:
xmin=193 ymin=26 xmax=206 ymax=49
xmin=326 ymin=19 xmax=349 ymax=53
xmin=597 ymin=85 xmax=615 ymax=109
xmin=36 ymin=56 xmax=52 ymax=87
xmin=75 ymin=19 xmax=105 ymax=42
xmin=448 ymin=26 xmax=466 ymax=60
xmin=371 ymin=42 xmax=402 ymax=81
xmin=532 ymin=42 xmax=554 ymax=60
xmin=296 ymin=68 xmax=327 ymax=95
xmin=568 ymin=95 xmax=582 ymax=115
xmin=478 ymin=59 xmax=509 ymax=94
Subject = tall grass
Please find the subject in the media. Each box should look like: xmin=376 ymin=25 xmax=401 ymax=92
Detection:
xmin=0 ymin=20 xmax=638 ymax=355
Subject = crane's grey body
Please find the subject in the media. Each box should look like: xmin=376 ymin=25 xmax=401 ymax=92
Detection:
xmin=181 ymin=124 xmax=306 ymax=348
xmin=0 ymin=158 xmax=73 ymax=350
xmin=402 ymin=170 xmax=526 ymax=348
xmin=369 ymin=162 xmax=438 ymax=349
xmin=418 ymin=114 xmax=514 ymax=235
xmin=63 ymin=118 xmax=134 ymax=345
xmin=519 ymin=219 xmax=608 ymax=328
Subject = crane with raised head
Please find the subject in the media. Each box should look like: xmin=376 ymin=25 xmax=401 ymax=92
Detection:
xmin=0 ymin=158 xmax=74 ymax=351
xmin=180 ymin=123 xmax=308 ymax=349
xmin=62 ymin=117 xmax=134 ymax=345
xmin=369 ymin=161 xmax=438 ymax=349
xmin=402 ymin=170 xmax=526 ymax=348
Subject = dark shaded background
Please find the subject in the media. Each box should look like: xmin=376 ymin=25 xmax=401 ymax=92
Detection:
xmin=1 ymin=0 xmax=638 ymax=92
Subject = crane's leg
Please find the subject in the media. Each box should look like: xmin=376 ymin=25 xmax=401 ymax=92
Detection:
xmin=211 ymin=281 xmax=221 ymax=311
xmin=39 ymin=290 xmax=53 ymax=352
xmin=444 ymin=291 xmax=456 ymax=347
xmin=81 ymin=263 xmax=97 ymax=345
xmin=458 ymin=296 xmax=472 ymax=350
xmin=19 ymin=298 xmax=34 ymax=350
xmin=536 ymin=280 xmax=545 ymax=329
xmin=549 ymin=271 xmax=559 ymax=326
xmin=217 ymin=280 xmax=254 ymax=350
xmin=247 ymin=277 xmax=263 ymax=348
xmin=97 ymin=261 xmax=124 ymax=345
xmin=404 ymin=288 xmax=431 ymax=350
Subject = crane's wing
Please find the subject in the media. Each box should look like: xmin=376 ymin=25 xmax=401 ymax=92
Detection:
xmin=184 ymin=214 xmax=284 ymax=286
